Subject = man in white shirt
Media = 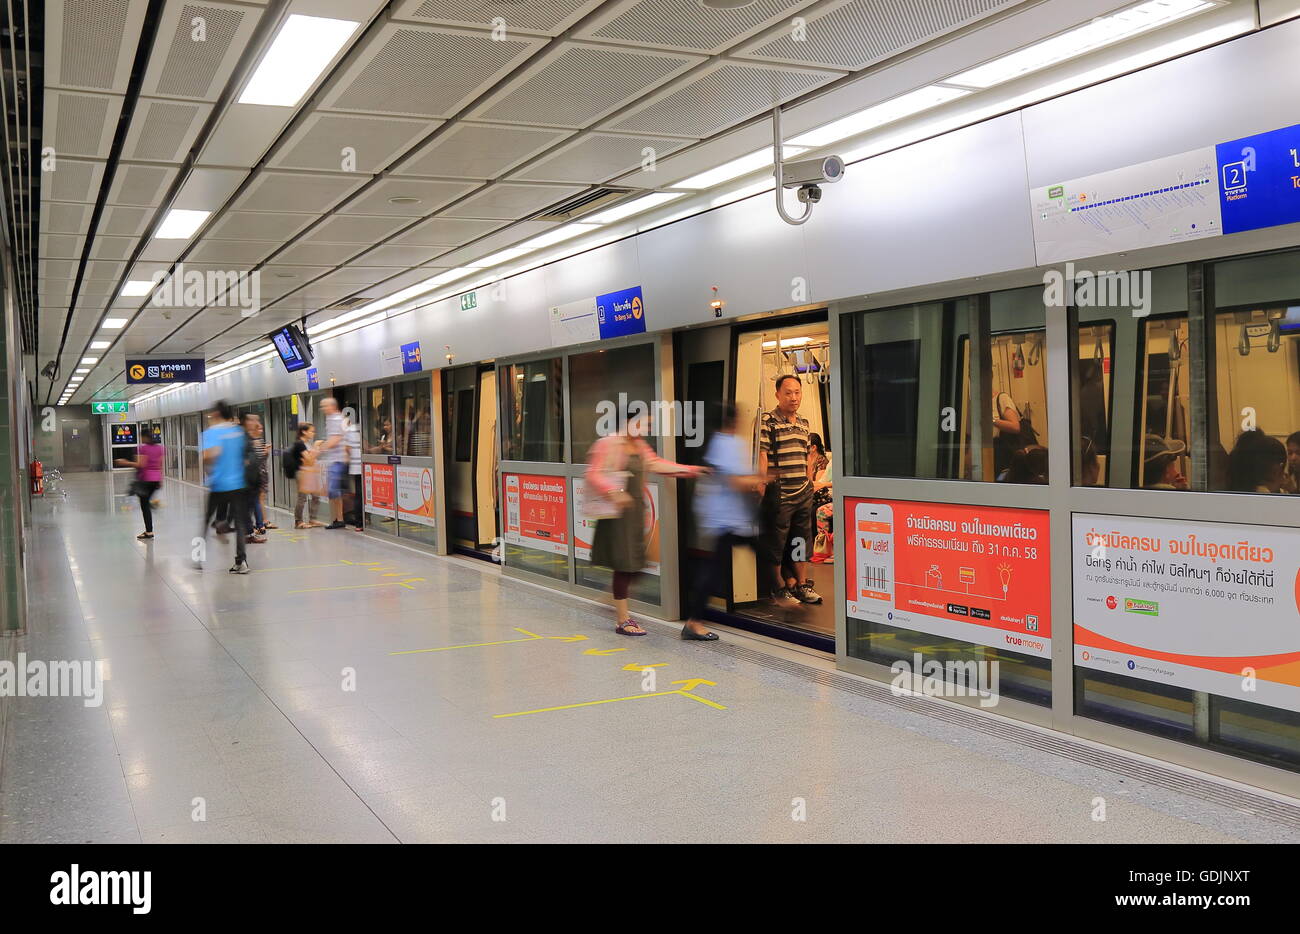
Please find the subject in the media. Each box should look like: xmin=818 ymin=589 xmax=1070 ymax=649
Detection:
xmin=320 ymin=397 xmax=347 ymax=529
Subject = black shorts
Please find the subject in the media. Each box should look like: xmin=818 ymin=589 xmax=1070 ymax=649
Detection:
xmin=759 ymin=484 xmax=813 ymax=565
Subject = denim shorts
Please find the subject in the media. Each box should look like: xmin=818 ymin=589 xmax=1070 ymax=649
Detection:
xmin=328 ymin=461 xmax=348 ymax=498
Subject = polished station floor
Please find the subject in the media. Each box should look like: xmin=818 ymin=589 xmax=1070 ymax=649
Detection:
xmin=2 ymin=474 xmax=1297 ymax=844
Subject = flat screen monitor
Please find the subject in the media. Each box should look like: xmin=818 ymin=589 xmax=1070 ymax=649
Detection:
xmin=111 ymin=423 xmax=138 ymax=446
xmin=271 ymin=324 xmax=312 ymax=373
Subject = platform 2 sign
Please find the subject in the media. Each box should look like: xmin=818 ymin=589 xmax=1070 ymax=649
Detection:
xmin=125 ymin=357 xmax=205 ymax=384
xmin=1073 ymin=514 xmax=1300 ymax=713
xmin=503 ymin=473 xmax=568 ymax=555
xmin=1216 ymin=123 xmax=1300 ymax=234
xmin=845 ymin=498 xmax=1052 ymax=658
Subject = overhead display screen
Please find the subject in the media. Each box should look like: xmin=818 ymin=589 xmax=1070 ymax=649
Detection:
xmin=271 ymin=324 xmax=312 ymax=373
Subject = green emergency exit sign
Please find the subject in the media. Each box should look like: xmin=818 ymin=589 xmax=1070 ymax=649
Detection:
xmin=459 ymin=291 xmax=477 ymax=311
xmin=91 ymin=402 xmax=129 ymax=414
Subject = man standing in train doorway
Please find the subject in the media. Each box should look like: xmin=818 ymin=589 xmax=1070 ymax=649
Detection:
xmin=759 ymin=374 xmax=823 ymax=608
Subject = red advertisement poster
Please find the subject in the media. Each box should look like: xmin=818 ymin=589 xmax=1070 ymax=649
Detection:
xmin=845 ymin=498 xmax=1052 ymax=658
xmin=363 ymin=463 xmax=395 ymax=518
xmin=503 ymin=472 xmax=568 ymax=555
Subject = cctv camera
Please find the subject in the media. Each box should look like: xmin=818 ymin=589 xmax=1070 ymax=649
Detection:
xmin=780 ymin=155 xmax=845 ymax=190
xmin=40 ymin=360 xmax=57 ymax=379
xmin=796 ymin=185 xmax=822 ymax=204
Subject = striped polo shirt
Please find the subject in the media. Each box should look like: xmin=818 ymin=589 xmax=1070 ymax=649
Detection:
xmin=761 ymin=408 xmax=811 ymax=499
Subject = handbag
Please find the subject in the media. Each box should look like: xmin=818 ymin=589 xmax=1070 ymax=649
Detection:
xmin=583 ymin=470 xmax=629 ymax=520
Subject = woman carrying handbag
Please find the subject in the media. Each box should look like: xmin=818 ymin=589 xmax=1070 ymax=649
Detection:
xmin=585 ymin=406 xmax=706 ymax=637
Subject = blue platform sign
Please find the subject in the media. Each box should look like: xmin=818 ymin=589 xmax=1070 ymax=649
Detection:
xmin=401 ymin=341 xmax=423 ymax=374
xmin=1216 ymin=123 xmax=1300 ymax=235
xmin=595 ymin=285 xmax=646 ymax=340
xmin=125 ymin=357 xmax=205 ymax=384
xmin=306 ymin=367 xmax=319 ymax=390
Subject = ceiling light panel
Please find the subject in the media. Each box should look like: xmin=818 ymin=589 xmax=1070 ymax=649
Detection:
xmin=610 ymin=61 xmax=839 ymax=138
xmin=511 ymin=132 xmax=693 ymax=184
xmin=391 ymin=0 xmax=603 ymax=35
xmin=154 ymin=208 xmax=212 ymax=239
xmin=471 ymin=42 xmax=701 ymax=129
xmin=270 ymin=113 xmax=437 ymax=173
xmin=322 ymin=23 xmax=543 ymax=119
xmin=239 ymin=14 xmax=361 ymax=107
xmin=395 ymin=123 xmax=573 ymax=179
xmin=577 ymin=0 xmax=821 ymax=56
xmin=737 ymin=0 xmax=1022 ymax=70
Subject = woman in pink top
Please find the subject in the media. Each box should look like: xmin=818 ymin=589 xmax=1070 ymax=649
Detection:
xmin=116 ymin=429 xmax=165 ymax=540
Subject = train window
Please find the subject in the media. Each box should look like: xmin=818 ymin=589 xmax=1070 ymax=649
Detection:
xmin=844 ymin=300 xmax=969 ymax=480
xmin=1210 ymin=251 xmax=1300 ymax=494
xmin=1074 ymin=324 xmax=1113 ymax=485
xmin=568 ymin=343 xmax=657 ymax=464
xmin=990 ymin=285 xmax=1049 ymax=484
xmin=394 ymin=377 xmax=433 ymax=458
xmin=1137 ymin=317 xmax=1192 ymax=490
xmin=499 ymin=357 xmax=563 ymax=463
xmin=364 ymin=385 xmax=393 ymax=455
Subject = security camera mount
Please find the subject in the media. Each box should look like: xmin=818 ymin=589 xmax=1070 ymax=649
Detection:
xmin=772 ymin=106 xmax=844 ymax=226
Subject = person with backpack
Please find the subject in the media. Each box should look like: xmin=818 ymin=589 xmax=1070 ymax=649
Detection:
xmin=241 ymin=413 xmax=269 ymax=543
xmin=115 ymin=428 xmax=165 ymax=540
xmin=285 ymin=423 xmax=324 ymax=529
xmin=197 ymin=400 xmax=251 ymax=573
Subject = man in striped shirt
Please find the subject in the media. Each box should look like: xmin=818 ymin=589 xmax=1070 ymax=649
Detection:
xmin=758 ymin=374 xmax=823 ymax=608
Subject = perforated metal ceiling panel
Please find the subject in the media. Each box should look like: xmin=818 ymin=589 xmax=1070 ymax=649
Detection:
xmin=610 ymin=61 xmax=838 ymax=138
xmin=323 ymin=24 xmax=544 ymax=119
xmin=46 ymin=159 xmax=107 ymax=203
xmin=106 ymin=163 xmax=179 ymax=207
xmin=230 ymin=170 xmax=367 ymax=214
xmin=338 ymin=178 xmax=481 ymax=217
xmin=738 ymin=0 xmax=1022 ymax=69
xmin=140 ymin=1 xmax=263 ymax=101
xmin=308 ymin=214 xmax=415 ymax=244
xmin=46 ymin=0 xmax=148 ymax=93
xmin=392 ymin=0 xmax=604 ymax=35
xmin=44 ymin=91 xmax=122 ymax=159
xmin=41 ymin=201 xmax=92 ymax=235
xmin=395 ymin=123 xmax=572 ymax=179
xmin=442 ymin=182 xmax=585 ymax=220
xmin=388 ymin=216 xmax=506 ymax=247
xmin=122 ymin=98 xmax=212 ymax=162
xmin=270 ymin=113 xmax=439 ymax=174
xmin=577 ymin=0 xmax=818 ymax=55
xmin=99 ymin=205 xmax=153 ymax=237
xmin=512 ymin=132 xmax=691 ymax=183
xmin=186 ymin=239 xmax=281 ymax=265
xmin=471 ymin=42 xmax=700 ymax=129
xmin=205 ymin=210 xmax=319 ymax=242
xmin=274 ymin=241 xmax=369 ymax=267
xmin=352 ymin=244 xmax=447 ymax=267
xmin=89 ymin=236 xmax=138 ymax=260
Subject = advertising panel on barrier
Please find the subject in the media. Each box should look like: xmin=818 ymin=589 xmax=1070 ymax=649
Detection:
xmin=395 ymin=464 xmax=435 ymax=527
xmin=572 ymin=478 xmax=660 ymax=575
xmin=502 ymin=473 xmax=567 ymax=555
xmin=363 ymin=463 xmax=395 ymax=518
xmin=845 ymin=498 xmax=1052 ymax=658
xmin=1073 ymin=514 xmax=1300 ymax=713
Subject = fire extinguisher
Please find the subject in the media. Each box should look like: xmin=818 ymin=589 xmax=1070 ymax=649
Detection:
xmin=30 ymin=459 xmax=43 ymax=496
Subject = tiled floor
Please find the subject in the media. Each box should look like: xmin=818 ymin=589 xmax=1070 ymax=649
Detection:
xmin=2 ymin=473 xmax=1297 ymax=843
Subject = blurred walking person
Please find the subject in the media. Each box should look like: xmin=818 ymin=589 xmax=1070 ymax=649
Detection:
xmin=320 ymin=397 xmax=348 ymax=529
xmin=116 ymin=428 xmax=165 ymax=540
xmin=345 ymin=411 xmax=364 ymax=531
xmin=197 ymin=401 xmax=251 ymax=573
xmin=241 ymin=413 xmax=269 ymax=542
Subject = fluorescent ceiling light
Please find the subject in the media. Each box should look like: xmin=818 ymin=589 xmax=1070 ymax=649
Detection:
xmin=101 ymin=318 xmax=128 ymax=329
xmin=583 ymin=193 xmax=685 ymax=225
xmin=80 ymin=357 xmax=98 ymax=365
xmin=89 ymin=341 xmax=110 ymax=350
xmin=677 ymin=146 xmax=808 ymax=190
xmin=518 ymin=224 xmax=602 ymax=251
xmin=120 ymin=281 xmax=154 ymax=297
xmin=947 ymin=0 xmax=1215 ymax=89
xmin=238 ymin=14 xmax=360 ymax=106
xmin=472 ymin=247 xmax=531 ymax=268
xmin=154 ymin=208 xmax=211 ymax=240
xmin=75 ymin=368 xmax=90 ymax=374
xmin=790 ymin=85 xmax=972 ymax=147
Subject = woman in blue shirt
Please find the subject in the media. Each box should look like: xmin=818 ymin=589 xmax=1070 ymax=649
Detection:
xmin=683 ymin=403 xmax=765 ymax=641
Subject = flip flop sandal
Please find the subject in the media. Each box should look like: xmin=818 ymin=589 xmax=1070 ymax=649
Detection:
xmin=616 ymin=621 xmax=647 ymax=636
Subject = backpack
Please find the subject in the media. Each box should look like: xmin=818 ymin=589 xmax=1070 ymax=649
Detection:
xmin=282 ymin=444 xmax=299 ymax=479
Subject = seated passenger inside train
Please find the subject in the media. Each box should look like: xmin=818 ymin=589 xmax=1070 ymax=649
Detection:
xmin=1227 ymin=429 xmax=1290 ymax=494
xmin=1142 ymin=435 xmax=1188 ymax=490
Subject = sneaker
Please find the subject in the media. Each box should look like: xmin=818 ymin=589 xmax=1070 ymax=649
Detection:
xmin=326 ymin=520 xmax=346 ymax=529
xmin=794 ymin=580 xmax=823 ymax=605
xmin=246 ymin=533 xmax=267 ymax=544
xmin=769 ymin=588 xmax=801 ymax=609
xmin=136 ymin=531 xmax=154 ymax=540
xmin=263 ymin=522 xmax=278 ymax=529
xmin=229 ymin=560 xmax=251 ymax=575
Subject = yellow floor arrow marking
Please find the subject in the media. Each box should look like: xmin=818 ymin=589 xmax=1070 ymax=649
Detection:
xmin=493 ymin=688 xmax=726 ymax=719
xmin=670 ymin=678 xmax=717 ymax=692
xmin=548 ymin=635 xmax=588 ymax=643
xmin=582 ymin=647 xmax=627 ymax=656
xmin=288 ymin=581 xmax=418 ymax=594
xmin=391 ymin=627 xmax=543 ymax=655
xmin=251 ymin=562 xmax=348 ymax=573
xmin=623 ymin=663 xmax=667 ymax=671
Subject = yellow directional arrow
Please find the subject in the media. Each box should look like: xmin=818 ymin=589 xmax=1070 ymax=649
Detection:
xmin=622 ymin=663 xmax=667 ymax=671
xmin=494 ymin=685 xmax=727 ymax=718
xmin=670 ymin=679 xmax=717 ymax=692
xmin=582 ymin=647 xmax=627 ymax=656
xmin=391 ymin=627 xmax=542 ymax=655
xmin=548 ymin=634 xmax=589 ymax=643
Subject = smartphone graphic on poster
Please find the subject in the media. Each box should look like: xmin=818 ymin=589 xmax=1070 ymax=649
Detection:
xmin=505 ymin=475 xmax=520 ymax=540
xmin=852 ymin=502 xmax=894 ymax=620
